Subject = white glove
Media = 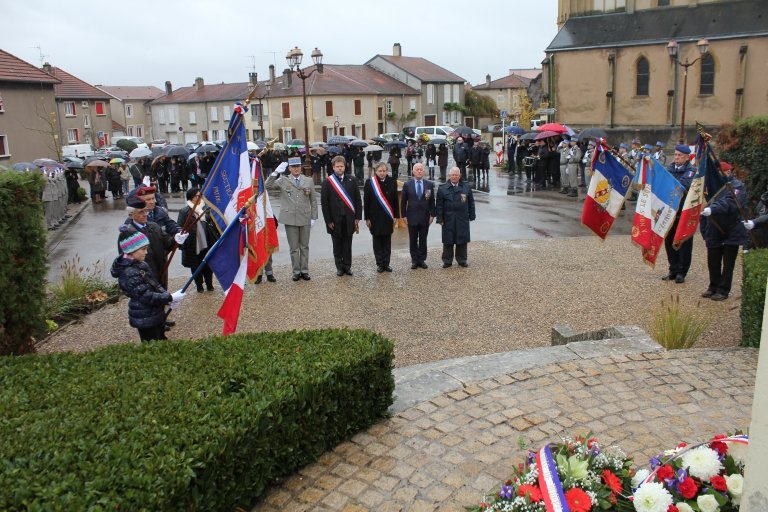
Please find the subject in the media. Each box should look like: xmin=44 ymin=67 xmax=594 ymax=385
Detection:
xmin=310 ymin=219 xmax=316 ymax=228
xmin=142 ymin=176 xmax=151 ymax=187
xmin=170 ymin=290 xmax=185 ymax=309
xmin=174 ymin=231 xmax=189 ymax=245
xmin=744 ymin=220 xmax=755 ymax=230
xmin=702 ymin=207 xmax=712 ymax=217
xmin=275 ymin=162 xmax=288 ymax=174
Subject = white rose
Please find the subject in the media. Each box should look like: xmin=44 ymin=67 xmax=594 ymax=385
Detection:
xmin=725 ymin=473 xmax=743 ymax=498
xmin=632 ymin=469 xmax=650 ymax=489
xmin=697 ymin=494 xmax=719 ymax=512
xmin=676 ymin=503 xmax=694 ymax=512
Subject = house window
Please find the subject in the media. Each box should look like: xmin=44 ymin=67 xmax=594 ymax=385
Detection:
xmin=325 ymin=101 xmax=333 ymax=116
xmin=168 ymin=110 xmax=176 ymax=124
xmin=409 ymin=99 xmax=416 ymax=112
xmin=0 ymin=93 xmax=5 ymax=112
xmin=210 ymin=107 xmax=218 ymax=122
xmin=444 ymin=84 xmax=451 ymax=102
xmin=252 ymin=104 xmax=263 ymax=120
xmin=442 ymin=111 xmax=449 ymax=124
xmin=384 ymin=100 xmax=392 ymax=114
xmin=636 ymin=56 xmax=649 ymax=96
xmin=189 ymin=111 xmax=197 ymax=124
xmin=427 ymin=84 xmax=434 ymax=104
xmin=0 ymin=135 xmax=8 ymax=156
xmin=65 ymin=101 xmax=76 ymax=117
xmin=95 ymin=101 xmax=106 ymax=116
xmin=325 ymin=126 xmax=334 ymax=140
xmin=159 ymin=110 xmax=165 ymax=124
xmin=67 ymin=128 xmax=79 ymax=143
xmin=223 ymin=105 xmax=231 ymax=121
xmin=135 ymin=125 xmax=143 ymax=137
xmin=452 ymin=84 xmax=460 ymax=102
xmin=281 ymin=102 xmax=290 ymax=119
xmin=700 ymin=54 xmax=715 ymax=95
xmin=282 ymin=127 xmax=293 ymax=141
xmin=354 ymin=99 xmax=362 ymax=116
xmin=83 ymin=114 xmax=91 ymax=128
xmin=127 ymin=125 xmax=134 ymax=136
xmin=125 ymin=104 xmax=134 ymax=118
xmin=451 ymin=111 xmax=459 ymax=124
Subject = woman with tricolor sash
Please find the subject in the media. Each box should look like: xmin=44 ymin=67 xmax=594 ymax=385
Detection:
xmin=364 ymin=162 xmax=399 ymax=273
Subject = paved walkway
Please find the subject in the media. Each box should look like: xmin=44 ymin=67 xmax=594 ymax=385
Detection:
xmin=252 ymin=343 xmax=757 ymax=511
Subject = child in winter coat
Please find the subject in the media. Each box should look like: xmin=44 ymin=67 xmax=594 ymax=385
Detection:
xmin=110 ymin=228 xmax=185 ymax=341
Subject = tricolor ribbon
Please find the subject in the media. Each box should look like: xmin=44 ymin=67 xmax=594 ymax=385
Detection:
xmin=328 ymin=173 xmax=355 ymax=213
xmin=370 ymin=177 xmax=395 ymax=222
xmin=536 ymin=444 xmax=570 ymax=512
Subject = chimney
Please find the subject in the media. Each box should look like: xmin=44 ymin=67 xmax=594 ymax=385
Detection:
xmin=282 ymin=68 xmax=292 ymax=89
xmin=249 ymin=72 xmax=258 ymax=88
xmin=42 ymin=62 xmax=52 ymax=74
xmin=486 ymin=74 xmax=491 ymax=87
xmin=393 ymin=43 xmax=401 ymax=57
xmin=195 ymin=77 xmax=204 ymax=90
xmin=269 ymin=64 xmax=276 ymax=85
xmin=164 ymin=81 xmax=173 ymax=95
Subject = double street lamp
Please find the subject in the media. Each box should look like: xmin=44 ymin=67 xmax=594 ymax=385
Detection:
xmin=667 ymin=38 xmax=709 ymax=144
xmin=286 ymin=46 xmax=323 ymax=179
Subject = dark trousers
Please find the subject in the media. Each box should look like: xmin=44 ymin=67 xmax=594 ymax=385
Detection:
xmin=457 ymin=162 xmax=467 ymax=181
xmin=439 ymin=165 xmax=447 ymax=181
xmin=664 ymin=227 xmax=694 ymax=277
xmin=372 ymin=234 xmax=392 ymax=267
xmin=408 ymin=223 xmax=429 ymax=264
xmin=406 ymin=158 xmax=413 ymax=175
xmin=470 ymin=164 xmax=481 ymax=180
xmin=706 ymin=244 xmax=739 ymax=295
xmin=191 ymin=262 xmax=214 ymax=292
xmin=137 ymin=324 xmax=167 ymax=342
xmin=391 ymin=163 xmax=399 ymax=180
xmin=331 ymin=233 xmax=354 ymax=270
xmin=442 ymin=243 xmax=467 ymax=265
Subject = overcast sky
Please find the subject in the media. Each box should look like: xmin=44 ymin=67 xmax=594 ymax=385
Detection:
xmin=5 ymin=1 xmax=559 ymax=90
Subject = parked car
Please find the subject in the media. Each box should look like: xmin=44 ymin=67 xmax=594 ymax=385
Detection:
xmin=112 ymin=136 xmax=149 ymax=149
xmin=184 ymin=142 xmax=200 ymax=152
xmin=414 ymin=125 xmax=454 ymax=140
xmin=95 ymin=146 xmax=129 ymax=160
xmin=379 ymin=132 xmax=403 ymax=143
xmin=402 ymin=126 xmax=416 ymax=138
xmin=150 ymin=139 xmax=167 ymax=148
xmin=62 ymin=144 xmax=94 ymax=158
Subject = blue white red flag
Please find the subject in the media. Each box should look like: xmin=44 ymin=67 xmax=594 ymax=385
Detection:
xmin=631 ymin=157 xmax=684 ymax=266
xmin=581 ymin=142 xmax=634 ymax=239
xmin=206 ymin=219 xmax=248 ymax=335
xmin=249 ymin=157 xmax=279 ymax=279
xmin=672 ymin=135 xmax=710 ymax=249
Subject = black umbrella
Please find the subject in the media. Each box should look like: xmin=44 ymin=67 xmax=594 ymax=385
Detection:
xmin=195 ymin=144 xmax=219 ymax=154
xmin=327 ymin=135 xmax=350 ymax=145
xmin=519 ymin=132 xmax=538 ymax=141
xmin=65 ymin=160 xmax=84 ymax=169
xmin=371 ymin=136 xmax=387 ymax=144
xmin=350 ymin=140 xmax=368 ymax=147
xmin=451 ymin=126 xmax=476 ymax=139
xmin=429 ymin=138 xmax=448 ymax=146
xmin=163 ymin=145 xmax=190 ymax=157
xmin=577 ymin=127 xmax=609 ymax=142
xmin=385 ymin=140 xmax=407 ymax=148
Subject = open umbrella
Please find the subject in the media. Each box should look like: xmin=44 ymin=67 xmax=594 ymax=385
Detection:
xmin=310 ymin=147 xmax=328 ymax=156
xmin=11 ymin=162 xmax=41 ymax=171
xmin=385 ymin=140 xmax=407 ymax=148
xmin=536 ymin=123 xmax=569 ymax=134
xmin=505 ymin=126 xmax=526 ymax=135
xmin=429 ymin=138 xmax=448 ymax=146
xmin=328 ymin=146 xmax=342 ymax=154
xmin=129 ymin=147 xmax=153 ymax=158
xmin=519 ymin=132 xmax=538 ymax=141
xmin=534 ymin=130 xmax=560 ymax=140
xmin=64 ymin=160 xmax=84 ymax=169
xmin=194 ymin=144 xmax=219 ymax=154
xmin=577 ymin=127 xmax=609 ymax=141
xmin=370 ymin=136 xmax=387 ymax=144
xmin=83 ymin=157 xmax=109 ymax=167
xmin=327 ymin=135 xmax=350 ymax=145
xmin=451 ymin=126 xmax=475 ymax=138
xmin=362 ymin=144 xmax=384 ymax=153
xmin=350 ymin=140 xmax=368 ymax=148
xmin=309 ymin=141 xmax=326 ymax=148
xmin=272 ymin=142 xmax=286 ymax=152
xmin=162 ymin=145 xmax=190 ymax=157
xmin=109 ymin=158 xmax=125 ymax=164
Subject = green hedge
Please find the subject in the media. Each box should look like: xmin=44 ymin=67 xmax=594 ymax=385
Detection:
xmin=741 ymin=249 xmax=768 ymax=347
xmin=0 ymin=329 xmax=395 ymax=511
xmin=0 ymin=170 xmax=48 ymax=355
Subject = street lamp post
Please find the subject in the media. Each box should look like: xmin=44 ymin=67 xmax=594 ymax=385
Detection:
xmin=286 ymin=46 xmax=323 ymax=180
xmin=253 ymin=80 xmax=270 ymax=140
xmin=667 ymin=38 xmax=709 ymax=144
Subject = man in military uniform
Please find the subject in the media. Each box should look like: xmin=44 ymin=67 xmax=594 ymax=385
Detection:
xmin=662 ymin=144 xmax=696 ymax=283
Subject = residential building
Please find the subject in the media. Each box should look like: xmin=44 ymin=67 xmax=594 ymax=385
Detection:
xmin=0 ymin=49 xmax=60 ymax=162
xmin=96 ymin=85 xmax=164 ymax=142
xmin=471 ymin=73 xmax=533 ymax=123
xmin=545 ymin=0 xmax=768 ymax=143
xmin=42 ymin=63 xmax=113 ymax=149
xmin=365 ymin=44 xmax=466 ymax=128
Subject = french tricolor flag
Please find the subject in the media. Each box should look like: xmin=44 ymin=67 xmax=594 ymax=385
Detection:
xmin=581 ymin=142 xmax=633 ymax=239
xmin=206 ymin=221 xmax=248 ymax=335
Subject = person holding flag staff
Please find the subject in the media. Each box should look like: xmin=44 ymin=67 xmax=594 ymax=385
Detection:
xmin=322 ymin=155 xmax=362 ymax=276
xmin=699 ymin=161 xmax=748 ymax=301
xmin=662 ymin=144 xmax=696 ymax=283
xmin=266 ymin=156 xmax=318 ymax=281
xmin=363 ymin=162 xmax=399 ymax=273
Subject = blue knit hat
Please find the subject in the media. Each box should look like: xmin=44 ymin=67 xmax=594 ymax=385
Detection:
xmin=675 ymin=144 xmax=691 ymax=154
xmin=119 ymin=230 xmax=149 ymax=254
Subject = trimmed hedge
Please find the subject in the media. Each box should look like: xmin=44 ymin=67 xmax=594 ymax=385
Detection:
xmin=0 ymin=329 xmax=395 ymax=511
xmin=0 ymin=170 xmax=48 ymax=355
xmin=741 ymin=249 xmax=768 ymax=347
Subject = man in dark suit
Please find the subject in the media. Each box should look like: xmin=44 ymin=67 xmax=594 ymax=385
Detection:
xmin=436 ymin=167 xmax=476 ymax=267
xmin=321 ymin=155 xmax=362 ymax=276
xmin=400 ymin=162 xmax=435 ymax=269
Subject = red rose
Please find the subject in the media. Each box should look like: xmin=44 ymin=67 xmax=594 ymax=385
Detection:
xmin=668 ymin=506 xmax=679 ymax=512
xmin=710 ymin=441 xmax=728 ymax=456
xmin=565 ymin=488 xmax=592 ymax=512
xmin=678 ymin=477 xmax=699 ymax=499
xmin=518 ymin=484 xmax=542 ymax=502
xmin=710 ymin=475 xmax=728 ymax=492
xmin=656 ymin=465 xmax=675 ymax=481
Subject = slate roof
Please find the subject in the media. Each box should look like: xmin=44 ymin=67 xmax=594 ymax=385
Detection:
xmin=366 ymin=55 xmax=465 ymax=83
xmin=44 ymin=66 xmax=111 ymax=100
xmin=547 ymin=0 xmax=768 ymax=52
xmin=473 ymin=74 xmax=532 ymax=90
xmin=0 ymin=49 xmax=59 ymax=84
xmin=97 ymin=85 xmax=165 ymax=101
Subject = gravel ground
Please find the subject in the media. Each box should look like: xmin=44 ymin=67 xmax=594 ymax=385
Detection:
xmin=37 ymin=235 xmax=742 ymax=367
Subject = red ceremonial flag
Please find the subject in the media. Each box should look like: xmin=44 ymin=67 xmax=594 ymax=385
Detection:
xmin=247 ymin=157 xmax=279 ymax=279
xmin=581 ymin=142 xmax=634 ymax=239
xmin=672 ymin=137 xmax=708 ymax=249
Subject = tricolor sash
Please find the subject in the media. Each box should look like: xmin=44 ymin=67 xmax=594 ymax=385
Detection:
xmin=329 ymin=174 xmax=355 ymax=213
xmin=370 ymin=178 xmax=395 ymax=222
xmin=536 ymin=445 xmax=570 ymax=512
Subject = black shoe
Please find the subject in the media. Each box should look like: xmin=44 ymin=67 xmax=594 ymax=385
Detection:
xmin=675 ymin=274 xmax=685 ymax=284
xmin=206 ymin=285 xmax=214 ymax=291
xmin=344 ymin=268 xmax=353 ymax=276
xmin=442 ymin=263 xmax=452 ymax=268
xmin=559 ymin=188 xmax=569 ymax=194
xmin=411 ymin=263 xmax=418 ymax=270
xmin=292 ymin=274 xmax=301 ymax=281
xmin=300 ymin=273 xmax=310 ymax=281
xmin=567 ymin=190 xmax=577 ymax=197
xmin=710 ymin=293 xmax=728 ymax=301
xmin=336 ymin=270 xmax=345 ymax=276
xmin=384 ymin=266 xmax=393 ymax=272
xmin=458 ymin=262 xmax=468 ymax=267
xmin=197 ymin=286 xmax=204 ymax=293
xmin=267 ymin=274 xmax=277 ymax=282
xmin=417 ymin=262 xmax=428 ymax=269
xmin=165 ymin=320 xmax=176 ymax=327
xmin=255 ymin=275 xmax=263 ymax=284
xmin=701 ymin=290 xmax=715 ymax=298
xmin=377 ymin=266 xmax=385 ymax=273
xmin=661 ymin=274 xmax=675 ymax=281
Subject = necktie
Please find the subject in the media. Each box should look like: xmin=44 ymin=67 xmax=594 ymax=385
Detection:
xmin=295 ymin=177 xmax=301 ymax=187
xmin=416 ymin=180 xmax=422 ymax=198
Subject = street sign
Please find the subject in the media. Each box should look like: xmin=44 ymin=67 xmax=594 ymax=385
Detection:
xmin=334 ymin=121 xmax=340 ymax=128
xmin=539 ymin=108 xmax=556 ymax=115
xmin=500 ymin=110 xmax=507 ymax=119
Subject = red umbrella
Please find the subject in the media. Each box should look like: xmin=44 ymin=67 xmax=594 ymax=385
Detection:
xmin=534 ymin=130 xmax=560 ymax=140
xmin=536 ymin=123 xmax=569 ymax=133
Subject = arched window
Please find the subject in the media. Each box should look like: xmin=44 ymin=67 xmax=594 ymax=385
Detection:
xmin=636 ymin=57 xmax=649 ymax=96
xmin=700 ymin=54 xmax=715 ymax=95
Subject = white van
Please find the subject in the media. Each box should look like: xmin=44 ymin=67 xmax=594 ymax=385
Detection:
xmin=62 ymin=144 xmax=94 ymax=158
xmin=414 ymin=125 xmax=454 ymax=140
